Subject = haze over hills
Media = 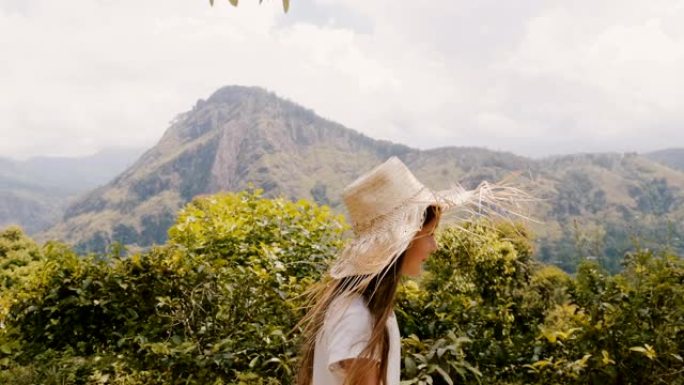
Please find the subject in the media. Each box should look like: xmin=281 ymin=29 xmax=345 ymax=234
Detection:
xmin=644 ymin=148 xmax=684 ymax=172
xmin=6 ymin=85 xmax=680 ymax=272
xmin=0 ymin=147 xmax=146 ymax=234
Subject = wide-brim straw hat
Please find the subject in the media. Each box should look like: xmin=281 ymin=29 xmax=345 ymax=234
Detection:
xmin=329 ymin=156 xmax=530 ymax=280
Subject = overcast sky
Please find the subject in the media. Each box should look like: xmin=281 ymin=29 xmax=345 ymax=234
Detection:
xmin=1 ymin=0 xmax=683 ymax=160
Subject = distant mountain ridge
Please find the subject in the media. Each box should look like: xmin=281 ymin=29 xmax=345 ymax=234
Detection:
xmin=0 ymin=147 xmax=145 ymax=234
xmin=645 ymin=148 xmax=684 ymax=172
xmin=30 ymin=86 xmax=684 ymax=272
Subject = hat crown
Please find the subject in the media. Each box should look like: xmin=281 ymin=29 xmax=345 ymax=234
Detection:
xmin=342 ymin=156 xmax=426 ymax=233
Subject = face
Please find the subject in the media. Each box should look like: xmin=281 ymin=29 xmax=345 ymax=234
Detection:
xmin=400 ymin=217 xmax=439 ymax=277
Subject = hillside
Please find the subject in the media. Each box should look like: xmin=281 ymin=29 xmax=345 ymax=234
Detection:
xmin=645 ymin=148 xmax=684 ymax=172
xmin=0 ymin=147 xmax=144 ymax=233
xmin=36 ymin=86 xmax=684 ymax=272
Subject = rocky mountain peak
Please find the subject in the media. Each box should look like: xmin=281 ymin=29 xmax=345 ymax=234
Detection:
xmin=34 ymin=85 xmax=684 ymax=269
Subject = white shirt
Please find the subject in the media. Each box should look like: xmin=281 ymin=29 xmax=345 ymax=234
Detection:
xmin=312 ymin=294 xmax=401 ymax=385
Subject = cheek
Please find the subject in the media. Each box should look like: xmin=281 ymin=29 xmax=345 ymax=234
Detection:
xmin=418 ymin=238 xmax=435 ymax=255
xmin=401 ymin=248 xmax=422 ymax=273
xmin=408 ymin=241 xmax=430 ymax=262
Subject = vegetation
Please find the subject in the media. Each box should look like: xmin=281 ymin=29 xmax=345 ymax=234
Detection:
xmin=29 ymin=86 xmax=683 ymax=274
xmin=398 ymin=221 xmax=684 ymax=384
xmin=209 ymin=0 xmax=290 ymax=13
xmin=535 ymin=153 xmax=684 ymax=274
xmin=0 ymin=190 xmax=682 ymax=384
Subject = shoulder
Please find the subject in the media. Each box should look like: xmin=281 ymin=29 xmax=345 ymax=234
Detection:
xmin=325 ymin=294 xmax=372 ymax=329
xmin=328 ymin=293 xmax=368 ymax=314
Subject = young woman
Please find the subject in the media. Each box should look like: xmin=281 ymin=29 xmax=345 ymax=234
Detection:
xmin=296 ymin=156 xmax=524 ymax=385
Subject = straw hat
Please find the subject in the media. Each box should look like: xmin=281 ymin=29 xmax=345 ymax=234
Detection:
xmin=329 ymin=156 xmax=527 ymax=279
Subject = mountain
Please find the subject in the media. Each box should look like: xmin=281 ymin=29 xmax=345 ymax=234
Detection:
xmin=37 ymin=86 xmax=528 ymax=251
xmin=645 ymin=148 xmax=684 ymax=172
xmin=0 ymin=171 xmax=68 ymax=235
xmin=0 ymin=147 xmax=146 ymax=234
xmin=36 ymin=86 xmax=684 ymax=272
xmin=531 ymin=152 xmax=684 ymax=271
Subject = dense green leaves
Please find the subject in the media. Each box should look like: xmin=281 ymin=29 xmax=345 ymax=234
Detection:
xmin=0 ymin=226 xmax=42 ymax=290
xmin=397 ymin=221 xmax=684 ymax=385
xmin=0 ymin=191 xmax=682 ymax=384
xmin=0 ymin=189 xmax=345 ymax=384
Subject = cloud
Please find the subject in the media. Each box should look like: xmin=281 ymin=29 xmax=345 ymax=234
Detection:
xmin=1 ymin=0 xmax=683 ymax=160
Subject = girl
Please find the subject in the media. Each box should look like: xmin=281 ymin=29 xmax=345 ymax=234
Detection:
xmin=296 ymin=156 xmax=525 ymax=385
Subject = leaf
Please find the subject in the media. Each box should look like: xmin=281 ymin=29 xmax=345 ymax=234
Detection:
xmin=461 ymin=361 xmax=482 ymax=377
xmin=601 ymin=350 xmax=615 ymax=365
xmin=433 ymin=366 xmax=453 ymax=385
xmin=451 ymin=364 xmax=466 ymax=379
xmin=412 ymin=353 xmax=427 ymax=364
xmin=0 ymin=344 xmax=12 ymax=354
xmin=630 ymin=345 xmax=657 ymax=360
xmin=126 ymin=308 xmax=139 ymax=320
xmin=531 ymin=359 xmax=552 ymax=368
xmin=229 ymin=0 xmax=238 ymax=6
xmin=266 ymin=357 xmax=281 ymax=364
xmin=283 ymin=0 xmax=290 ymax=12
xmin=249 ymin=356 xmax=259 ymax=368
xmin=404 ymin=356 xmax=417 ymax=376
xmin=574 ymin=353 xmax=592 ymax=368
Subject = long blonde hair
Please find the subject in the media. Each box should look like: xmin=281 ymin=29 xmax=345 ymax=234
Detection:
xmin=295 ymin=205 xmax=441 ymax=385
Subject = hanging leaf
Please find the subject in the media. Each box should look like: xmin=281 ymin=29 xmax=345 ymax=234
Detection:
xmin=601 ymin=350 xmax=616 ymax=365
xmin=229 ymin=0 xmax=238 ymax=6
xmin=209 ymin=0 xmax=214 ymax=6
xmin=283 ymin=0 xmax=290 ymax=13
xmin=629 ymin=344 xmax=657 ymax=360
xmin=433 ymin=366 xmax=453 ymax=385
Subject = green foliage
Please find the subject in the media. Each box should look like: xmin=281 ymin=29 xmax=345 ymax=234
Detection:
xmin=553 ymin=171 xmax=607 ymax=217
xmin=397 ymin=220 xmax=543 ymax=383
xmin=556 ymin=251 xmax=684 ymax=384
xmin=628 ymin=178 xmax=677 ymax=215
xmin=401 ymin=331 xmax=482 ymax=385
xmin=0 ymin=189 xmax=345 ymax=384
xmin=0 ymin=226 xmax=42 ymax=290
xmin=538 ymin=215 xmax=684 ymax=275
xmin=1 ymin=193 xmax=682 ymax=384
xmin=396 ymin=220 xmax=683 ymax=384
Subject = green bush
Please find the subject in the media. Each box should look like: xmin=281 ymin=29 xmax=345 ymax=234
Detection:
xmin=0 ymin=189 xmax=345 ymax=384
xmin=396 ymin=220 xmax=545 ymax=384
xmin=0 ymin=191 xmax=682 ymax=385
xmin=397 ymin=221 xmax=683 ymax=385
xmin=0 ymin=225 xmax=43 ymax=290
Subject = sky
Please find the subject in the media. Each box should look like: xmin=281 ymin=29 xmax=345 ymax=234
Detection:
xmin=1 ymin=0 xmax=683 ymax=160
